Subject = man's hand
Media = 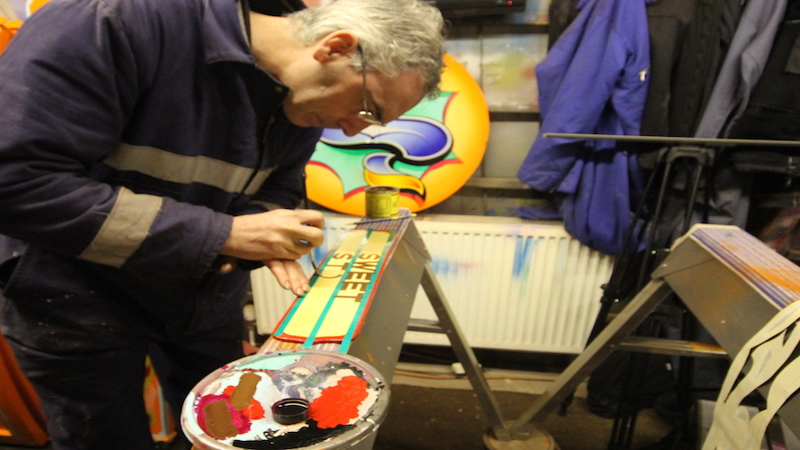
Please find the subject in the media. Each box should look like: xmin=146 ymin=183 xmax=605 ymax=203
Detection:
xmin=218 ymin=209 xmax=325 ymax=295
xmin=221 ymin=209 xmax=325 ymax=261
xmin=265 ymin=259 xmax=310 ymax=296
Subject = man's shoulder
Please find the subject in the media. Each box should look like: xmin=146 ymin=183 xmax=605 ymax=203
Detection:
xmin=102 ymin=0 xmax=243 ymax=56
xmin=101 ymin=0 xmax=206 ymax=22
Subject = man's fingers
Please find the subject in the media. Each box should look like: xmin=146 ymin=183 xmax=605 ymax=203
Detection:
xmin=222 ymin=209 xmax=326 ymax=262
xmin=294 ymin=216 xmax=325 ymax=248
xmin=265 ymin=259 xmax=310 ymax=296
xmin=285 ymin=260 xmax=310 ymax=296
xmin=265 ymin=259 xmax=290 ymax=289
xmin=298 ymin=209 xmax=325 ymax=229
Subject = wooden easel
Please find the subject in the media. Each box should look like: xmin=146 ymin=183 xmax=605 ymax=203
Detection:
xmin=538 ymin=133 xmax=800 ymax=449
xmin=484 ymin=224 xmax=800 ymax=448
xmin=259 ymin=212 xmax=514 ymax=442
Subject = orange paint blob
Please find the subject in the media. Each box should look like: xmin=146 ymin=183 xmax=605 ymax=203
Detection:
xmin=309 ymin=376 xmax=369 ymax=429
xmin=221 ymin=382 xmax=264 ymax=420
xmin=243 ymin=399 xmax=265 ymax=420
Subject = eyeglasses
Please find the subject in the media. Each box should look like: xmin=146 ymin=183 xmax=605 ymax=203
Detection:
xmin=357 ymin=46 xmax=385 ymax=126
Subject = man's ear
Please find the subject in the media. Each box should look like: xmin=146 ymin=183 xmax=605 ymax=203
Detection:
xmin=313 ymin=31 xmax=358 ymax=62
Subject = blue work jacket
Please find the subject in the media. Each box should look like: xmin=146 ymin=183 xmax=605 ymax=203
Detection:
xmin=0 ymin=0 xmax=321 ymax=333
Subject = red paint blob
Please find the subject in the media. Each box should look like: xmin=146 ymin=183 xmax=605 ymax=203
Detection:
xmin=309 ymin=376 xmax=369 ymax=429
xmin=220 ymin=380 xmax=264 ymax=420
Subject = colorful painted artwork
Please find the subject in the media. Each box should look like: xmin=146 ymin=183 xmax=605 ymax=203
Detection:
xmin=181 ymin=350 xmax=388 ymax=450
xmin=24 ymin=0 xmax=47 ymax=15
xmin=305 ymin=54 xmax=489 ymax=216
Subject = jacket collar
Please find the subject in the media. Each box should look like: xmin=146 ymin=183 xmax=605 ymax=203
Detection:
xmin=201 ymin=0 xmax=255 ymax=65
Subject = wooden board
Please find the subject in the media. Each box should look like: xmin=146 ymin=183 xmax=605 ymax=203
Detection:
xmin=272 ymin=229 xmax=395 ymax=348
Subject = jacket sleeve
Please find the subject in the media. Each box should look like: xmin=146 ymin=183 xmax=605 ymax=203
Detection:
xmin=0 ymin=0 xmax=231 ymax=281
xmin=245 ymin=120 xmax=323 ymax=213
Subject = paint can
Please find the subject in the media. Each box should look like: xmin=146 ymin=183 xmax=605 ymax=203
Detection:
xmin=364 ymin=186 xmax=399 ymax=219
xmin=181 ymin=349 xmax=389 ymax=449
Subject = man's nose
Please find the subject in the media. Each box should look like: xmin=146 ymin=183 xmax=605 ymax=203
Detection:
xmin=339 ymin=119 xmax=371 ymax=137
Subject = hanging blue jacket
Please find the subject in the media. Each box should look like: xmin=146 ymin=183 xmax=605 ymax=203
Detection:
xmin=517 ymin=0 xmax=653 ymax=255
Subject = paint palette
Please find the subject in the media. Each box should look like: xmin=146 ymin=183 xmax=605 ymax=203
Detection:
xmin=181 ymin=349 xmax=389 ymax=450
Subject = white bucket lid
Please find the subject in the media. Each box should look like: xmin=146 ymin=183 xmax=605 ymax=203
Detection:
xmin=181 ymin=349 xmax=389 ymax=449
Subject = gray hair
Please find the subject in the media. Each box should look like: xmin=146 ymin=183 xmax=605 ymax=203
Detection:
xmin=287 ymin=0 xmax=446 ymax=98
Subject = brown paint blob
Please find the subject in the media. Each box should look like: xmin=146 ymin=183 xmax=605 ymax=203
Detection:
xmin=202 ymin=399 xmax=239 ymax=439
xmin=230 ymin=372 xmax=261 ymax=411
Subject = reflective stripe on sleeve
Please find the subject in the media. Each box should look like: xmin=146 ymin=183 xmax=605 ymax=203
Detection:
xmin=105 ymin=143 xmax=272 ymax=195
xmin=78 ymin=186 xmax=162 ymax=267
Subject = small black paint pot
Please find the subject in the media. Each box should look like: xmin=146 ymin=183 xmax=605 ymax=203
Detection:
xmin=271 ymin=398 xmax=310 ymax=425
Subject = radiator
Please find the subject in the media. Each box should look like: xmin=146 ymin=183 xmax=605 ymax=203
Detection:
xmin=250 ymin=214 xmax=615 ymax=354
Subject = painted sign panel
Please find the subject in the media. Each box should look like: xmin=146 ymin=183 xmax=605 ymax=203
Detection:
xmin=272 ymin=229 xmax=394 ymax=349
xmin=305 ymin=53 xmax=489 ymax=215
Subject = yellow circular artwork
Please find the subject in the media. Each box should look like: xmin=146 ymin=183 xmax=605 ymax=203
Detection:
xmin=305 ymin=53 xmax=490 ymax=216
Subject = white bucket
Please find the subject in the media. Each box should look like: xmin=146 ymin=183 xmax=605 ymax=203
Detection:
xmin=181 ymin=349 xmax=389 ymax=449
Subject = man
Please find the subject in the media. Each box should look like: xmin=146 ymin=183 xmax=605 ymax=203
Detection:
xmin=0 ymin=0 xmax=445 ymax=448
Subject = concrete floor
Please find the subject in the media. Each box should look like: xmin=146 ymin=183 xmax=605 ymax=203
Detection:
xmin=6 ymin=360 xmax=800 ymax=449
xmin=1 ymin=362 xmax=674 ymax=450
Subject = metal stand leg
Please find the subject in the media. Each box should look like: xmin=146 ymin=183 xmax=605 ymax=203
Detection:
xmin=507 ymin=280 xmax=674 ymax=435
xmin=415 ymin=262 xmax=512 ymax=441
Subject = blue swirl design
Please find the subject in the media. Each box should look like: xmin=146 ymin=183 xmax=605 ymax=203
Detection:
xmin=320 ymin=117 xmax=454 ymax=188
